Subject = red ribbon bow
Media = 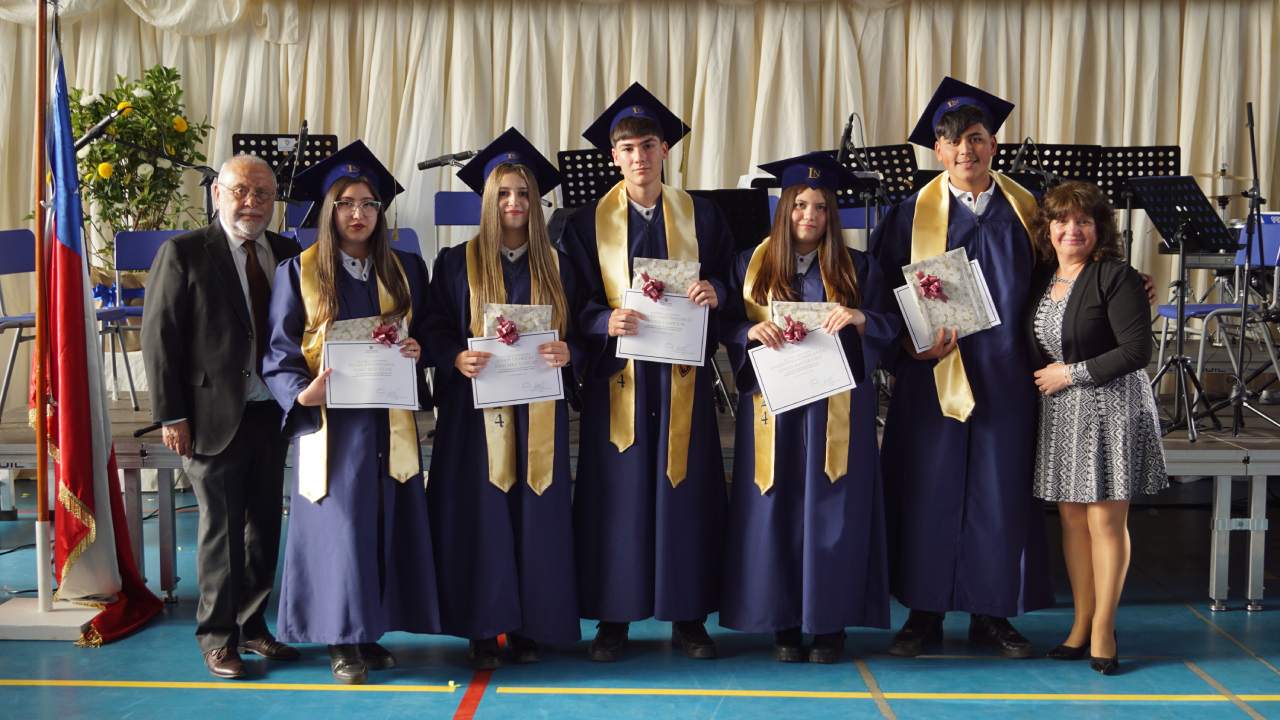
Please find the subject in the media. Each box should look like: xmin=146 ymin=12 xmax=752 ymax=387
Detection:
xmin=640 ymin=272 xmax=665 ymax=302
xmin=495 ymin=316 xmax=520 ymax=346
xmin=782 ymin=315 xmax=808 ymax=343
xmin=371 ymin=323 xmax=400 ymax=346
xmin=915 ymin=271 xmax=948 ymax=302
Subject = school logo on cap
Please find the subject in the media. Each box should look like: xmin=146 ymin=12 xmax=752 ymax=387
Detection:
xmin=631 ymin=106 xmax=645 ymax=116
xmin=505 ymin=152 xmax=518 ymax=161
xmin=946 ymin=99 xmax=959 ymax=108
xmin=345 ymin=164 xmax=359 ymax=174
xmin=808 ymin=166 xmax=822 ymax=180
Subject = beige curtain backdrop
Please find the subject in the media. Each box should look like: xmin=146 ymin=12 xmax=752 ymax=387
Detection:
xmin=0 ymin=0 xmax=1276 ymax=416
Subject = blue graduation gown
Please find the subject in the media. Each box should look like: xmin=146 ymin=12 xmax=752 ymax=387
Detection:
xmin=720 ymin=248 xmax=897 ymax=634
xmin=422 ymin=241 xmax=581 ymax=646
xmin=869 ymin=188 xmax=1053 ymax=618
xmin=559 ymin=196 xmax=732 ymax=623
xmin=262 ymin=250 xmax=441 ymax=644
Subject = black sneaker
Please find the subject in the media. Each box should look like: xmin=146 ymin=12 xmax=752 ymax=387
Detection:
xmin=968 ymin=614 xmax=1032 ymax=659
xmin=773 ymin=627 xmax=805 ymax=663
xmin=589 ymin=622 xmax=629 ymax=663
xmin=887 ymin=610 xmax=944 ymax=657
xmin=671 ymin=620 xmax=717 ymax=659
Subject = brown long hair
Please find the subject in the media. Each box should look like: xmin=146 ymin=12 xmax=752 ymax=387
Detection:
xmin=750 ymin=185 xmax=860 ymax=308
xmin=467 ymin=163 xmax=569 ymax=337
xmin=308 ymin=176 xmax=412 ymax=331
xmin=1030 ymin=181 xmax=1123 ymax=265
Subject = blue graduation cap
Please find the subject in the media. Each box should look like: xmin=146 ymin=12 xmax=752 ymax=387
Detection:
xmin=758 ymin=151 xmax=861 ymax=192
xmin=907 ymin=77 xmax=1015 ymax=148
xmin=456 ymin=127 xmax=563 ymax=197
xmin=581 ymin=81 xmax=690 ymax=153
xmin=290 ymin=139 xmax=405 ymax=205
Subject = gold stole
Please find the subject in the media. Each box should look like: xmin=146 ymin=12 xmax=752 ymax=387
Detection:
xmin=740 ymin=239 xmax=851 ymax=494
xmin=595 ymin=180 xmax=699 ymax=487
xmin=295 ymin=244 xmax=421 ymax=502
xmin=466 ymin=240 xmax=558 ymax=495
xmin=910 ymin=171 xmax=1037 ymax=421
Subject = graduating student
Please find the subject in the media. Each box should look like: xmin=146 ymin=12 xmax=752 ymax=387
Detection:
xmin=720 ymin=153 xmax=898 ymax=663
xmin=868 ymin=78 xmax=1053 ymax=658
xmin=262 ymin=141 xmax=440 ymax=684
xmin=559 ymin=82 xmax=733 ymax=662
xmin=424 ymin=128 xmax=581 ymax=669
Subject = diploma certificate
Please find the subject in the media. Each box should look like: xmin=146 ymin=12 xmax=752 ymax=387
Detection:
xmin=467 ymin=329 xmax=565 ymax=409
xmin=747 ymin=330 xmax=856 ymax=414
xmin=615 ymin=289 xmax=709 ymax=366
xmin=323 ymin=341 xmax=420 ymax=410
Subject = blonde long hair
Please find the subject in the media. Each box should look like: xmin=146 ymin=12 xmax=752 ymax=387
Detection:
xmin=750 ymin=184 xmax=860 ymax=308
xmin=467 ymin=163 xmax=569 ymax=336
xmin=308 ymin=176 xmax=411 ymax=332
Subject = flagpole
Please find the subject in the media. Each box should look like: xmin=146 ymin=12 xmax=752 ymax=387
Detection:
xmin=33 ymin=0 xmax=52 ymax=613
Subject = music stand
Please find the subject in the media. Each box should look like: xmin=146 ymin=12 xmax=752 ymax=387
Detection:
xmin=856 ymin=143 xmax=917 ymax=206
xmin=1096 ymin=146 xmax=1181 ymax=262
xmin=557 ymin=149 xmax=623 ymax=208
xmin=994 ymin=143 xmax=1102 ymax=184
xmin=911 ymin=169 xmax=1046 ymax=196
xmin=1130 ymin=175 xmax=1236 ymax=440
xmin=232 ymin=132 xmax=339 ymax=228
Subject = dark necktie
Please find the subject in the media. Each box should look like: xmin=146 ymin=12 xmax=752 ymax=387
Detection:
xmin=242 ymin=239 xmax=271 ymax=373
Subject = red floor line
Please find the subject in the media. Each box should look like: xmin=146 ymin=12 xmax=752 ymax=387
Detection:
xmin=452 ymin=669 xmax=494 ymax=720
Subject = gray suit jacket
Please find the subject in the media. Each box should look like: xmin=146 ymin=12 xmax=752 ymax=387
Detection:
xmin=141 ymin=220 xmax=301 ymax=456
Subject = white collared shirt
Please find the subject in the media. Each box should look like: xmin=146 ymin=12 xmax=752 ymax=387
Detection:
xmin=339 ymin=249 xmax=372 ymax=282
xmin=947 ymin=175 xmax=996 ymax=216
xmin=795 ymin=249 xmax=818 ymax=276
xmin=225 ymin=231 xmax=276 ymax=403
xmin=629 ymin=198 xmax=658 ymax=222
xmin=502 ymin=243 xmax=530 ymax=263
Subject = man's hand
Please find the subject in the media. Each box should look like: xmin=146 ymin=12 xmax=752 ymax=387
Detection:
xmin=297 ymin=368 xmax=332 ymax=407
xmin=686 ymin=279 xmax=718 ymax=308
xmin=608 ymin=308 xmax=646 ymax=337
xmin=161 ymin=420 xmax=193 ymax=458
xmin=908 ymin=327 xmax=959 ymax=360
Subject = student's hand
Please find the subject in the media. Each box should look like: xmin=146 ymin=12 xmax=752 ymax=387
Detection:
xmin=823 ymin=306 xmax=866 ymax=335
xmin=1140 ymin=273 xmax=1157 ymax=305
xmin=1034 ymin=362 xmax=1073 ymax=396
xmin=455 ymin=350 xmax=492 ymax=378
xmin=399 ymin=337 xmax=422 ymax=361
xmin=747 ymin=321 xmax=785 ymax=350
xmin=161 ymin=420 xmax=193 ymax=458
xmin=608 ymin=308 xmax=645 ymax=337
xmin=297 ymin=368 xmax=332 ymax=407
xmin=687 ymin=279 xmax=719 ymax=308
xmin=539 ymin=340 xmax=570 ymax=368
xmin=907 ymin=327 xmax=959 ymax=360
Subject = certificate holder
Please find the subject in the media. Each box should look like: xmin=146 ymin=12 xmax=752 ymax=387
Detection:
xmin=615 ymin=289 xmax=710 ymax=367
xmin=323 ymin=341 xmax=420 ymax=410
xmin=748 ymin=330 xmax=856 ymax=414
xmin=467 ymin=329 xmax=565 ymax=409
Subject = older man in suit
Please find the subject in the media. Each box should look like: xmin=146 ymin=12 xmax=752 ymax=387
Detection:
xmin=142 ymin=154 xmax=301 ymax=679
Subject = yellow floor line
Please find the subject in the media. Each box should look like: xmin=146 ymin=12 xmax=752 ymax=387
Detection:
xmin=495 ymin=687 xmax=875 ymax=699
xmin=854 ymin=659 xmax=895 ymax=720
xmin=0 ymin=678 xmax=458 ymax=693
xmin=494 ymin=687 xmax=1280 ymax=702
xmin=1185 ymin=660 xmax=1265 ymax=720
xmin=1185 ymin=603 xmax=1280 ymax=677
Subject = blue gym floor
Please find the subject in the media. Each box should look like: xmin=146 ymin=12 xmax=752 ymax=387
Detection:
xmin=1 ymin=477 xmax=1277 ymax=720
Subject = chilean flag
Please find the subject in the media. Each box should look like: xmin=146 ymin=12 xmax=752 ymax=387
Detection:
xmin=29 ymin=44 xmax=161 ymax=645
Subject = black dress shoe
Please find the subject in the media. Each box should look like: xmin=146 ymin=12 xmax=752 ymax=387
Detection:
xmin=968 ymin=615 xmax=1032 ymax=659
xmin=773 ymin=627 xmax=805 ymax=663
xmin=507 ymin=633 xmax=539 ymax=664
xmin=672 ymin=620 xmax=717 ymax=659
xmin=469 ymin=638 xmax=502 ymax=670
xmin=203 ymin=647 xmax=246 ymax=680
xmin=359 ymin=642 xmax=396 ymax=670
xmin=888 ymin=610 xmax=943 ymax=657
xmin=240 ymin=635 xmax=301 ymax=661
xmin=589 ymin=622 xmax=629 ymax=663
xmin=328 ymin=644 xmax=368 ymax=684
xmin=1046 ymin=641 xmax=1089 ymax=660
xmin=1090 ymin=654 xmax=1120 ymax=675
xmin=808 ymin=631 xmax=846 ymax=664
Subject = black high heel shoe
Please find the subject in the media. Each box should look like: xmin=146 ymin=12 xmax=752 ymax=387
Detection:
xmin=1089 ymin=631 xmax=1119 ymax=675
xmin=1046 ymin=641 xmax=1089 ymax=660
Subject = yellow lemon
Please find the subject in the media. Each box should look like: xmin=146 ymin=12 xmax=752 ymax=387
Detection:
xmin=116 ymin=100 xmax=133 ymax=117
xmin=172 ymin=116 xmax=188 ymax=133
xmin=97 ymin=162 xmax=114 ymax=179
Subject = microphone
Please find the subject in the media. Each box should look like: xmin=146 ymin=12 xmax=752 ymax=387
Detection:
xmin=417 ymin=150 xmax=477 ymax=171
xmin=1009 ymin=136 xmax=1032 ymax=174
xmin=836 ymin=113 xmax=855 ymax=165
xmin=283 ymin=119 xmax=308 ymax=202
xmin=74 ymin=107 xmax=126 ymax=151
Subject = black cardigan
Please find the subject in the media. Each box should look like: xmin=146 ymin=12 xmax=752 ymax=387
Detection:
xmin=1025 ymin=259 xmax=1152 ymax=385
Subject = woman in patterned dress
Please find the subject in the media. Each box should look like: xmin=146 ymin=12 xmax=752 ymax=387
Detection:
xmin=1025 ymin=181 xmax=1167 ymax=676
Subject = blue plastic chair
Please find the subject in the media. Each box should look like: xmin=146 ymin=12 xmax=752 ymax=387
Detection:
xmin=433 ymin=191 xmax=482 ymax=258
xmin=111 ymin=230 xmax=185 ymax=408
xmin=292 ymin=227 xmax=422 ymax=256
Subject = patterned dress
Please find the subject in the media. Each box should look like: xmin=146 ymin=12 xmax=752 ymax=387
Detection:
xmin=1032 ymin=279 xmax=1169 ymax=503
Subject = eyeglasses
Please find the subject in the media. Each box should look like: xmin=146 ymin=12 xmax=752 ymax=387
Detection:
xmin=216 ymin=183 xmax=276 ymax=203
xmin=334 ymin=199 xmax=383 ymax=215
